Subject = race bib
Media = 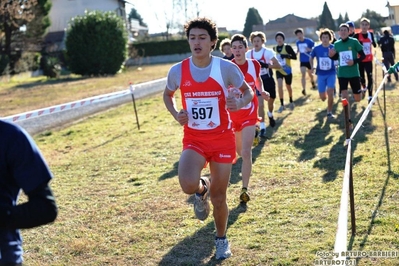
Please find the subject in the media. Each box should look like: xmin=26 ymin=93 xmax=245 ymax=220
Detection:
xmin=277 ymin=55 xmax=286 ymax=66
xmin=363 ymin=43 xmax=371 ymax=55
xmin=185 ymin=97 xmax=220 ymax=130
xmin=319 ymin=57 xmax=332 ymax=70
xmin=298 ymin=43 xmax=308 ymax=53
xmin=339 ymin=50 xmax=353 ymax=66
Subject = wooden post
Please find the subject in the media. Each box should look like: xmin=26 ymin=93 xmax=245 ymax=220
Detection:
xmin=342 ymin=98 xmax=356 ymax=236
xmin=129 ymin=82 xmax=140 ymax=130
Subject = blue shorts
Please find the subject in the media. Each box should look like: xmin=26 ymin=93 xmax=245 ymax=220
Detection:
xmin=317 ymin=74 xmax=336 ymax=93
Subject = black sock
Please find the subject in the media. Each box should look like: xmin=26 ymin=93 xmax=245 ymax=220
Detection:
xmin=196 ymin=179 xmax=207 ymax=196
xmin=280 ymin=99 xmax=284 ymax=106
xmin=289 ymin=97 xmax=293 ymax=103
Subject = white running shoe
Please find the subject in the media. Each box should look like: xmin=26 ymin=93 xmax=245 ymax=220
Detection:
xmin=215 ymin=238 xmax=232 ymax=260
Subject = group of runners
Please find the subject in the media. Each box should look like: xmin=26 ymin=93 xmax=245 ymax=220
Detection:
xmin=162 ymin=16 xmax=399 ymax=261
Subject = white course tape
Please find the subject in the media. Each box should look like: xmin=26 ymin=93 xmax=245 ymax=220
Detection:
xmin=350 ymin=73 xmax=389 ymax=139
xmin=2 ymin=89 xmax=131 ymax=123
xmin=334 ymin=143 xmax=352 ymax=259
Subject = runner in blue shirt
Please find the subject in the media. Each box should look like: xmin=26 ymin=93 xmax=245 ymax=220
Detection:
xmin=310 ymin=29 xmax=337 ymax=119
xmin=295 ymin=28 xmax=316 ymax=96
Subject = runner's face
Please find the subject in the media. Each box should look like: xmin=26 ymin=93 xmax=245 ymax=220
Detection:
xmin=276 ymin=36 xmax=284 ymax=45
xmin=252 ymin=36 xmax=263 ymax=51
xmin=188 ymin=28 xmax=214 ymax=57
xmin=231 ymin=40 xmax=246 ymax=61
xmin=222 ymin=44 xmax=232 ymax=56
xmin=321 ymin=34 xmax=330 ymax=45
xmin=296 ymin=32 xmax=304 ymax=40
xmin=339 ymin=27 xmax=349 ymax=39
xmin=360 ymin=21 xmax=369 ymax=33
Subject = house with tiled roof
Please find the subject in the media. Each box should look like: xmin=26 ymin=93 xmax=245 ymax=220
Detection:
xmin=44 ymin=0 xmax=131 ymax=51
xmin=252 ymin=14 xmax=318 ymax=45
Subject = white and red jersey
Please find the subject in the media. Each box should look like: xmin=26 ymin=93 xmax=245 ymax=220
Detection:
xmin=358 ymin=32 xmax=373 ymax=62
xmin=245 ymin=47 xmax=276 ymax=77
xmin=229 ymin=58 xmax=260 ymax=123
xmin=179 ymin=57 xmax=235 ymax=136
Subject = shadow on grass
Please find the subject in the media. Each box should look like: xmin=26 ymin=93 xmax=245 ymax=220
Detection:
xmin=299 ymin=97 xmax=377 ymax=182
xmin=348 ymin=88 xmax=399 ymax=258
xmin=158 ymin=202 xmax=247 ymax=265
xmin=159 ymin=160 xmax=179 ymax=181
xmin=291 ymin=98 xmax=342 ymax=182
xmin=82 ymin=133 xmax=126 ymax=152
xmin=11 ymin=75 xmax=89 ymax=90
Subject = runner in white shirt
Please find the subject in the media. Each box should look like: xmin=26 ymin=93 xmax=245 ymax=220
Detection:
xmin=246 ymin=31 xmax=281 ymax=138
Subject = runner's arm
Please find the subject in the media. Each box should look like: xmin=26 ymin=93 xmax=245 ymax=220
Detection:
xmin=0 ymin=182 xmax=57 ymax=229
xmin=238 ymin=81 xmax=254 ymax=108
xmin=354 ymin=50 xmax=366 ymax=64
xmin=286 ymin=45 xmax=297 ymax=60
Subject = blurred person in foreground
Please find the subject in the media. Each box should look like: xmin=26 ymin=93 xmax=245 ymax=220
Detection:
xmin=0 ymin=120 xmax=58 ymax=266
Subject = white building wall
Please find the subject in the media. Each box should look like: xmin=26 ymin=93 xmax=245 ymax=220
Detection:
xmin=48 ymin=0 xmax=123 ymax=32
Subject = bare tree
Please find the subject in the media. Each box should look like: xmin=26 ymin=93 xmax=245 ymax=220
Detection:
xmin=158 ymin=0 xmax=202 ymax=38
xmin=0 ymin=0 xmax=38 ymax=57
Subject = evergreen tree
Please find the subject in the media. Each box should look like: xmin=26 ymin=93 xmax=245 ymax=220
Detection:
xmin=66 ymin=10 xmax=127 ymax=76
xmin=336 ymin=13 xmax=345 ymax=28
xmin=128 ymin=7 xmax=147 ymax=27
xmin=318 ymin=1 xmax=335 ymax=30
xmin=243 ymin=7 xmax=263 ymax=38
xmin=344 ymin=12 xmax=350 ymax=22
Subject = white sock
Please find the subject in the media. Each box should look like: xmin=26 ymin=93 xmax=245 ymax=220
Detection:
xmin=268 ymin=111 xmax=273 ymax=118
xmin=260 ymin=122 xmax=266 ymax=129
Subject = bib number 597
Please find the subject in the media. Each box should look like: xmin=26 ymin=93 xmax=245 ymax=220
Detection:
xmin=192 ymin=107 xmax=213 ymax=119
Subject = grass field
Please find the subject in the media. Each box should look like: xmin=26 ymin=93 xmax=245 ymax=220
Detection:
xmin=3 ymin=51 xmax=399 ymax=265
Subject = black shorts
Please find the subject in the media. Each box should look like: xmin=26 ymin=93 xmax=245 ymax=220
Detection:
xmin=276 ymin=72 xmax=293 ymax=85
xmin=257 ymin=75 xmax=276 ymax=99
xmin=338 ymin=77 xmax=362 ymax=94
xmin=300 ymin=62 xmax=312 ymax=69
